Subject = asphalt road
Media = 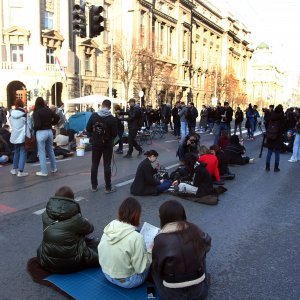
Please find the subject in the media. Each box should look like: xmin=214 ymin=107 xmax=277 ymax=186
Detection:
xmin=0 ymin=130 xmax=299 ymax=300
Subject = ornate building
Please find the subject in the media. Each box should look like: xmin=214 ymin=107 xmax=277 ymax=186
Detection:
xmin=0 ymin=0 xmax=253 ymax=111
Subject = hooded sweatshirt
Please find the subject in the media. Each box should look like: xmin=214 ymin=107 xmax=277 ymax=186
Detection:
xmin=9 ymin=108 xmax=30 ymax=144
xmin=98 ymin=219 xmax=151 ymax=278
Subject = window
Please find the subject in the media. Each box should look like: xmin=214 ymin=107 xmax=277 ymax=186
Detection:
xmin=44 ymin=11 xmax=53 ymax=29
xmin=46 ymin=48 xmax=55 ymax=64
xmin=11 ymin=45 xmax=24 ymax=62
xmin=85 ymin=54 xmax=91 ymax=71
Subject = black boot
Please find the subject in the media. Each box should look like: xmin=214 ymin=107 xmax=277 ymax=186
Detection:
xmin=265 ymin=162 xmax=270 ymax=171
xmin=274 ymin=163 xmax=280 ymax=172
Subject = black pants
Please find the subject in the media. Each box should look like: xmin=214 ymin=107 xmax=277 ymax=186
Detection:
xmin=127 ymin=128 xmax=142 ymax=155
xmin=173 ymin=121 xmax=181 ymax=136
xmin=91 ymin=143 xmax=113 ymax=189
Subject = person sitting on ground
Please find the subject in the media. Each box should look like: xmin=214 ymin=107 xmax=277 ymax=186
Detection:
xmin=281 ymin=130 xmax=294 ymax=153
xmin=176 ymin=133 xmax=200 ymax=162
xmin=209 ymin=144 xmax=235 ymax=180
xmin=152 ymin=200 xmax=211 ymax=300
xmin=37 ymin=186 xmax=99 ymax=273
xmin=130 ymin=149 xmax=172 ymax=196
xmin=198 ymin=145 xmax=221 ymax=183
xmin=98 ymin=197 xmax=151 ymax=288
xmin=223 ymin=135 xmax=254 ymax=165
xmin=172 ymin=153 xmax=216 ymax=198
xmin=217 ymin=129 xmax=229 ymax=150
xmin=0 ymin=135 xmax=10 ymax=165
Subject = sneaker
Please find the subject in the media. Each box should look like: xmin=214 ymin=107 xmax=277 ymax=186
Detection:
xmin=36 ymin=171 xmax=48 ymax=177
xmin=55 ymin=155 xmax=64 ymax=160
xmin=105 ymin=187 xmax=116 ymax=194
xmin=10 ymin=169 xmax=17 ymax=175
xmin=51 ymin=168 xmax=58 ymax=173
xmin=17 ymin=171 xmax=28 ymax=177
xmin=115 ymin=149 xmax=123 ymax=154
xmin=137 ymin=150 xmax=144 ymax=157
xmin=249 ymin=158 xmax=255 ymax=163
xmin=91 ymin=186 xmax=98 ymax=192
xmin=123 ymin=154 xmax=132 ymax=158
xmin=288 ymin=159 xmax=297 ymax=162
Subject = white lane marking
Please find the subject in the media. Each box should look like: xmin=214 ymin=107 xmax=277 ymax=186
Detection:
xmin=115 ymin=179 xmax=134 ymax=187
xmin=31 ymin=158 xmax=73 ymax=167
xmin=33 ymin=197 xmax=85 ymax=215
xmin=164 ymin=140 xmax=179 ymax=143
xmin=166 ymin=163 xmax=180 ymax=170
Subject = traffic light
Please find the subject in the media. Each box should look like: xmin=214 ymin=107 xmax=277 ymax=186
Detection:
xmin=26 ymin=91 xmax=31 ymax=102
xmin=72 ymin=4 xmax=86 ymax=38
xmin=112 ymin=88 xmax=117 ymax=98
xmin=89 ymin=5 xmax=105 ymax=38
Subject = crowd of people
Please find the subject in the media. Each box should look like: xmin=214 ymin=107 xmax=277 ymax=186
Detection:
xmin=1 ymin=97 xmax=299 ymax=299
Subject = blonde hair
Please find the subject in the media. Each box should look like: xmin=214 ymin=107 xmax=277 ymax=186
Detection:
xmin=199 ymin=145 xmax=210 ymax=155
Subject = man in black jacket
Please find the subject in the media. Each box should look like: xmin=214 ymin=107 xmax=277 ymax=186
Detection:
xmin=118 ymin=98 xmax=144 ymax=158
xmin=86 ymin=99 xmax=117 ymax=193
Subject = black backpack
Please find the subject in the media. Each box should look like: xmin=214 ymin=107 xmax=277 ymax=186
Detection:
xmin=92 ymin=115 xmax=108 ymax=143
xmin=266 ymin=120 xmax=280 ymax=140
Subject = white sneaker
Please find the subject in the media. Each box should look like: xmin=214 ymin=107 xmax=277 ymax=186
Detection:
xmin=249 ymin=158 xmax=255 ymax=163
xmin=288 ymin=159 xmax=297 ymax=162
xmin=51 ymin=168 xmax=58 ymax=173
xmin=17 ymin=171 xmax=28 ymax=177
xmin=10 ymin=169 xmax=17 ymax=175
xmin=36 ymin=171 xmax=48 ymax=176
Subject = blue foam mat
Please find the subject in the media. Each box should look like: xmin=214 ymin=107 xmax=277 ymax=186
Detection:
xmin=44 ymin=267 xmax=152 ymax=300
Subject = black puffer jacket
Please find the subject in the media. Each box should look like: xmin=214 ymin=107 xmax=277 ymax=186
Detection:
xmin=265 ymin=110 xmax=285 ymax=151
xmin=119 ymin=106 xmax=141 ymax=130
xmin=33 ymin=107 xmax=60 ymax=131
xmin=37 ymin=196 xmax=98 ymax=273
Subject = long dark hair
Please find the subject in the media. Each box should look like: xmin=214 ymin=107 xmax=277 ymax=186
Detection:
xmin=183 ymin=153 xmax=197 ymax=174
xmin=34 ymin=97 xmax=46 ymax=111
xmin=118 ymin=197 xmax=141 ymax=227
xmin=144 ymin=149 xmax=158 ymax=157
xmin=159 ymin=200 xmax=205 ymax=252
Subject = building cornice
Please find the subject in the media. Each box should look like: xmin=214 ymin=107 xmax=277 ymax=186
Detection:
xmin=180 ymin=0 xmax=196 ymax=10
xmin=153 ymin=9 xmax=177 ymax=24
xmin=193 ymin=11 xmax=224 ymax=34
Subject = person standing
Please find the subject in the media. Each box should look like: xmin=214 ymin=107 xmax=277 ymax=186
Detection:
xmin=214 ymin=101 xmax=233 ymax=144
xmin=118 ymin=98 xmax=144 ymax=158
xmin=288 ymin=116 xmax=300 ymax=162
xmin=86 ymin=99 xmax=117 ymax=193
xmin=9 ymin=99 xmax=30 ymax=176
xmin=265 ymin=104 xmax=285 ymax=172
xmin=33 ymin=97 xmax=60 ymax=176
xmin=178 ymin=101 xmax=188 ymax=143
xmin=172 ymin=101 xmax=181 ymax=137
xmin=114 ymin=104 xmax=125 ymax=154
xmin=186 ymin=102 xmax=198 ymax=134
xmin=234 ymin=107 xmax=244 ymax=140
xmin=199 ymin=105 xmax=208 ymax=133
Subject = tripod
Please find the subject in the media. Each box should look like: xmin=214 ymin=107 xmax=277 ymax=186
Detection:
xmin=258 ymin=122 xmax=266 ymax=158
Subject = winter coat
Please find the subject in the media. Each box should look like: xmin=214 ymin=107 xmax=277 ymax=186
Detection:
xmin=9 ymin=108 xmax=29 ymax=144
xmin=265 ymin=111 xmax=285 ymax=151
xmin=33 ymin=107 xmax=60 ymax=131
xmin=223 ymin=143 xmax=249 ymax=165
xmin=37 ymin=196 xmax=98 ymax=273
xmin=193 ymin=162 xmax=215 ymax=197
xmin=198 ymin=154 xmax=220 ymax=182
xmin=178 ymin=106 xmax=188 ymax=123
xmin=152 ymin=222 xmax=211 ymax=300
xmin=98 ymin=220 xmax=151 ymax=279
xmin=235 ymin=110 xmax=244 ymax=124
xmin=130 ymin=158 xmax=160 ymax=196
xmin=119 ymin=106 xmax=141 ymax=130
xmin=86 ymin=109 xmax=118 ymax=146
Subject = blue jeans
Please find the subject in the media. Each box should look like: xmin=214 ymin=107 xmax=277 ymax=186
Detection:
xmin=291 ymin=133 xmax=300 ymax=161
xmin=36 ymin=129 xmax=57 ymax=174
xmin=180 ymin=121 xmax=188 ymax=143
xmin=103 ymin=268 xmax=149 ymax=289
xmin=12 ymin=143 xmax=26 ymax=171
xmin=157 ymin=179 xmax=172 ymax=192
xmin=266 ymin=148 xmax=280 ymax=165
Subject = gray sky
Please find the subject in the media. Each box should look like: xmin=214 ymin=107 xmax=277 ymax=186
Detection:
xmin=210 ymin=0 xmax=300 ymax=72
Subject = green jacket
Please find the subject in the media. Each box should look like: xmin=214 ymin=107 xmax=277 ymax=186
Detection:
xmin=37 ymin=196 xmax=98 ymax=273
xmin=98 ymin=220 xmax=151 ymax=278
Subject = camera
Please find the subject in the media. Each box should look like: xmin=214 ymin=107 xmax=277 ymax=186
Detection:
xmin=154 ymin=166 xmax=169 ymax=181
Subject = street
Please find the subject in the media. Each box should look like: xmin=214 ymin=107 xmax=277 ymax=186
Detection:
xmin=0 ymin=131 xmax=299 ymax=300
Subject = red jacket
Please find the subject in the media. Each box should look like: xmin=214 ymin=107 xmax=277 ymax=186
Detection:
xmin=198 ymin=154 xmax=220 ymax=181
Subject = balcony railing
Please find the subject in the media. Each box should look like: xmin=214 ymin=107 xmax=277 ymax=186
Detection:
xmin=1 ymin=62 xmax=31 ymax=70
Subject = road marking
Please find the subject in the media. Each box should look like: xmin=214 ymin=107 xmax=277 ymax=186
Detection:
xmin=0 ymin=204 xmax=17 ymax=214
xmin=164 ymin=139 xmax=178 ymax=143
xmin=115 ymin=179 xmax=134 ymax=187
xmin=33 ymin=196 xmax=85 ymax=215
xmin=31 ymin=158 xmax=73 ymax=167
xmin=166 ymin=163 xmax=180 ymax=170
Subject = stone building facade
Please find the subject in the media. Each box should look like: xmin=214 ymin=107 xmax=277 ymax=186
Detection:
xmin=0 ymin=0 xmax=253 ymax=110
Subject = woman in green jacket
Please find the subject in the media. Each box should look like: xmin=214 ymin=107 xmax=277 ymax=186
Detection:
xmin=98 ymin=197 xmax=151 ymax=288
xmin=37 ymin=186 xmax=99 ymax=273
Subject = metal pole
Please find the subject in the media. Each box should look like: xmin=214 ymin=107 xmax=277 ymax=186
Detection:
xmin=109 ymin=4 xmax=114 ymax=99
